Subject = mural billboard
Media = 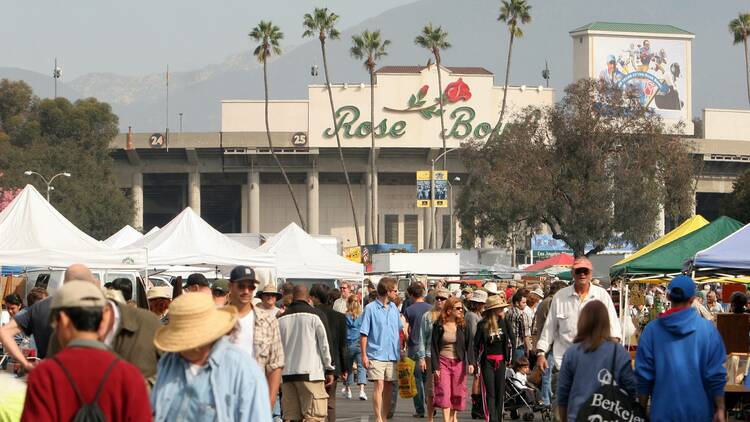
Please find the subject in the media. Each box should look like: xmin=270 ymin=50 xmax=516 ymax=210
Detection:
xmin=594 ymin=36 xmax=688 ymax=121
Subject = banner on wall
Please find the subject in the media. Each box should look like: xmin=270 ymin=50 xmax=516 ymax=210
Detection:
xmin=433 ymin=171 xmax=449 ymax=208
xmin=416 ymin=171 xmax=432 ymax=207
xmin=594 ymin=36 xmax=688 ymax=121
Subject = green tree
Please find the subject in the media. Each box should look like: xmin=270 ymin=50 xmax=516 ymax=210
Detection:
xmin=249 ymin=20 xmax=306 ymax=230
xmin=0 ymin=91 xmax=133 ymax=239
xmin=351 ymin=29 xmax=390 ymax=243
xmin=0 ymin=79 xmax=37 ymax=144
xmin=458 ymin=79 xmax=698 ymax=256
xmin=730 ymin=13 xmax=750 ymax=107
xmin=490 ymin=0 xmax=532 ymax=142
xmin=722 ymin=169 xmax=750 ymax=223
xmin=303 ymin=8 xmax=361 ymax=245
xmin=415 ymin=24 xmax=451 ymax=170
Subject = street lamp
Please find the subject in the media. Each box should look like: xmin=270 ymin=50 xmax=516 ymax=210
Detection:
xmin=448 ymin=176 xmax=461 ymax=249
xmin=23 ymin=170 xmax=71 ymax=201
xmin=430 ymin=147 xmax=459 ymax=249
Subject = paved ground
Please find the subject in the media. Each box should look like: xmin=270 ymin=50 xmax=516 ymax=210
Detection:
xmin=335 ymin=382 xmax=548 ymax=422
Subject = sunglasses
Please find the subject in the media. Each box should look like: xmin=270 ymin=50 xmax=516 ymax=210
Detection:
xmin=574 ymin=268 xmax=590 ymax=275
xmin=435 ymin=297 xmax=447 ymax=301
xmin=453 ymin=306 xmax=463 ymax=311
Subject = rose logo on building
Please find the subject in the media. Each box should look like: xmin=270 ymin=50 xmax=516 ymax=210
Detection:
xmin=384 ymin=78 xmax=472 ymax=119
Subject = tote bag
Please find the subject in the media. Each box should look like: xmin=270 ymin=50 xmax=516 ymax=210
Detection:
xmin=575 ymin=345 xmax=648 ymax=422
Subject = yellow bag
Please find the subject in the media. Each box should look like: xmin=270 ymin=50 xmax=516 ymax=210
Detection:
xmin=397 ymin=357 xmax=417 ymax=399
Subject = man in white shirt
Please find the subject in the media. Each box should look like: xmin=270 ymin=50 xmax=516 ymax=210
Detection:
xmin=536 ymin=257 xmax=621 ymax=371
xmin=333 ymin=281 xmax=351 ymax=314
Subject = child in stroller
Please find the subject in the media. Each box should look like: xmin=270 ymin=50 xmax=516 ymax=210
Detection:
xmin=506 ymin=357 xmax=551 ymax=420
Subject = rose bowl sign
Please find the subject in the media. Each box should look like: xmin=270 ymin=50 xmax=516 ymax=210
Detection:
xmin=323 ymin=78 xmax=494 ymax=141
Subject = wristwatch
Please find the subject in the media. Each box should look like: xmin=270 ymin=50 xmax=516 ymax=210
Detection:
xmin=536 ymin=350 xmax=546 ymax=357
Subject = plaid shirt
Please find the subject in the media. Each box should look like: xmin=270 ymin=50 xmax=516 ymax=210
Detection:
xmin=507 ymin=306 xmax=526 ymax=348
xmin=253 ymin=307 xmax=284 ymax=372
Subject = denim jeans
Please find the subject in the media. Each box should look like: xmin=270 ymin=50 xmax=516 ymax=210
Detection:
xmin=409 ymin=351 xmax=427 ymax=415
xmin=541 ymin=351 xmax=553 ymax=406
xmin=346 ymin=341 xmax=367 ymax=386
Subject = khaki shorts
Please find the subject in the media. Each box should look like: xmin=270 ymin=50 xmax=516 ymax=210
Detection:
xmin=281 ymin=380 xmax=328 ymax=421
xmin=367 ymin=359 xmax=396 ymax=382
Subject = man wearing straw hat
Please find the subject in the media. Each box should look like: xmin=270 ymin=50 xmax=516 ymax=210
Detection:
xmin=150 ymin=292 xmax=271 ymax=422
xmin=21 ymin=281 xmax=151 ymax=421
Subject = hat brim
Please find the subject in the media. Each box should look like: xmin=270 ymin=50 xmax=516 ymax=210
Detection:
xmin=484 ymin=303 xmax=510 ymax=311
xmin=256 ymin=291 xmax=282 ymax=299
xmin=153 ymin=306 xmax=238 ymax=352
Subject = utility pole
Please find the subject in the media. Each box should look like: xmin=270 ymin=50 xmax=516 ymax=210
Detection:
xmin=165 ymin=65 xmax=170 ymax=151
xmin=53 ymin=58 xmax=62 ymax=98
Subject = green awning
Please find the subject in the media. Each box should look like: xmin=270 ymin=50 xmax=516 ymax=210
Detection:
xmin=609 ymin=216 xmax=743 ymax=278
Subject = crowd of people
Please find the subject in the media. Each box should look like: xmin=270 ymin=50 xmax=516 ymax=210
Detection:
xmin=0 ymin=255 xmax=740 ymax=421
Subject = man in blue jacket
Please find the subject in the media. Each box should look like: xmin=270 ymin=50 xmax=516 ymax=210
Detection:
xmin=635 ymin=275 xmax=726 ymax=422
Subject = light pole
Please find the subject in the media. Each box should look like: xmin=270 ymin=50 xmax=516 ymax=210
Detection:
xmin=53 ymin=58 xmax=62 ymax=99
xmin=430 ymin=147 xmax=459 ymax=249
xmin=448 ymin=176 xmax=461 ymax=249
xmin=23 ymin=171 xmax=71 ymax=201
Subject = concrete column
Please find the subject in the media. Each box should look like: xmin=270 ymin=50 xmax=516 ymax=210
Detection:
xmin=248 ymin=171 xmax=260 ymax=233
xmin=241 ymin=184 xmax=248 ymax=232
xmin=423 ymin=207 xmax=432 ymax=250
xmin=365 ymin=171 xmax=372 ymax=244
xmin=132 ymin=172 xmax=144 ymax=230
xmin=307 ymin=169 xmax=319 ymax=235
xmin=188 ymin=171 xmax=201 ymax=216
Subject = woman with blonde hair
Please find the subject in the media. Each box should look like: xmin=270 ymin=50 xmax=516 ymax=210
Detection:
xmin=473 ymin=295 xmax=513 ymax=422
xmin=417 ymin=288 xmax=450 ymax=422
xmin=431 ymin=296 xmax=472 ymax=422
xmin=343 ymin=295 xmax=368 ymax=400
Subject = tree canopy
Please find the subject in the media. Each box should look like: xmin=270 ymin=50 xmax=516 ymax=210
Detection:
xmin=457 ymin=79 xmax=698 ymax=256
xmin=722 ymin=169 xmax=750 ymax=223
xmin=0 ymin=79 xmax=133 ymax=239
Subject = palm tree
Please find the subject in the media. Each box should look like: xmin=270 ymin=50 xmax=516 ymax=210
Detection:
xmin=415 ymin=24 xmax=451 ymax=170
xmin=730 ymin=13 xmax=750 ymax=107
xmin=490 ymin=0 xmax=532 ymax=142
xmin=351 ymin=30 xmax=390 ymax=244
xmin=249 ymin=21 xmax=306 ymax=229
xmin=303 ymin=8 xmax=362 ymax=246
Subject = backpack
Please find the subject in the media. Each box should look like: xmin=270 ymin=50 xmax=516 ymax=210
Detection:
xmin=52 ymin=356 xmax=120 ymax=422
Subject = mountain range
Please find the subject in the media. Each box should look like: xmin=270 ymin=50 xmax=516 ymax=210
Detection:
xmin=2 ymin=0 xmax=749 ymax=132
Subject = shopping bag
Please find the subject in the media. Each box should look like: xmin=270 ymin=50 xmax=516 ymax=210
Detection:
xmin=397 ymin=357 xmax=417 ymax=398
xmin=575 ymin=346 xmax=647 ymax=422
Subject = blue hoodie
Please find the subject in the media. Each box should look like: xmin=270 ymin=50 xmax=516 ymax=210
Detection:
xmin=635 ymin=307 xmax=726 ymax=422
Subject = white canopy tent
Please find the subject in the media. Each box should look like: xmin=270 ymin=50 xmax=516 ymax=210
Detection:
xmin=103 ymin=225 xmax=143 ymax=249
xmin=0 ymin=185 xmax=146 ymax=268
xmin=125 ymin=207 xmax=275 ymax=268
xmin=259 ymin=222 xmax=364 ymax=280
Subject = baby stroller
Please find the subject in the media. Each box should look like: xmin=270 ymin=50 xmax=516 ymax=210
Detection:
xmin=505 ymin=368 xmax=552 ymax=421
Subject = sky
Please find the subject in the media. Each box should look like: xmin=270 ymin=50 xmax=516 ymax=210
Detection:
xmin=2 ymin=0 xmax=418 ymax=79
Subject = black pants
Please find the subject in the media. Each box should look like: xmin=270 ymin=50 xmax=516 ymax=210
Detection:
xmin=481 ymin=359 xmax=506 ymax=422
xmin=325 ymin=378 xmax=337 ymax=422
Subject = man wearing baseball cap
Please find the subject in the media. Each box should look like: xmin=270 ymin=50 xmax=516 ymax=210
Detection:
xmin=536 ymin=257 xmax=621 ymax=372
xmin=21 ymin=281 xmax=151 ymax=421
xmin=184 ymin=273 xmax=211 ymax=294
xmin=227 ymin=265 xmax=284 ymax=411
xmin=635 ymin=275 xmax=726 ymax=421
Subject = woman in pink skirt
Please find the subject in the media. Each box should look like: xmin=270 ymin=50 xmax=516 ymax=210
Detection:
xmin=430 ymin=296 xmax=474 ymax=422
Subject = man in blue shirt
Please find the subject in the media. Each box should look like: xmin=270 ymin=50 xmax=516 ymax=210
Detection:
xmin=361 ymin=277 xmax=402 ymax=422
xmin=403 ymin=281 xmax=432 ymax=417
xmin=635 ymin=275 xmax=726 ymax=422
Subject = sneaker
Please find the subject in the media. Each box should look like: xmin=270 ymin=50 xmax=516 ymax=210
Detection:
xmin=359 ymin=390 xmax=368 ymax=401
xmin=340 ymin=386 xmax=347 ymax=395
xmin=346 ymin=389 xmax=352 ymax=400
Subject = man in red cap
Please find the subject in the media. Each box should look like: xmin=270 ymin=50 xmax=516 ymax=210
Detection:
xmin=535 ymin=257 xmax=621 ymax=372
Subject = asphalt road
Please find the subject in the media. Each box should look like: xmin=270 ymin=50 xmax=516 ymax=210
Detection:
xmin=334 ymin=382 xmax=548 ymax=422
